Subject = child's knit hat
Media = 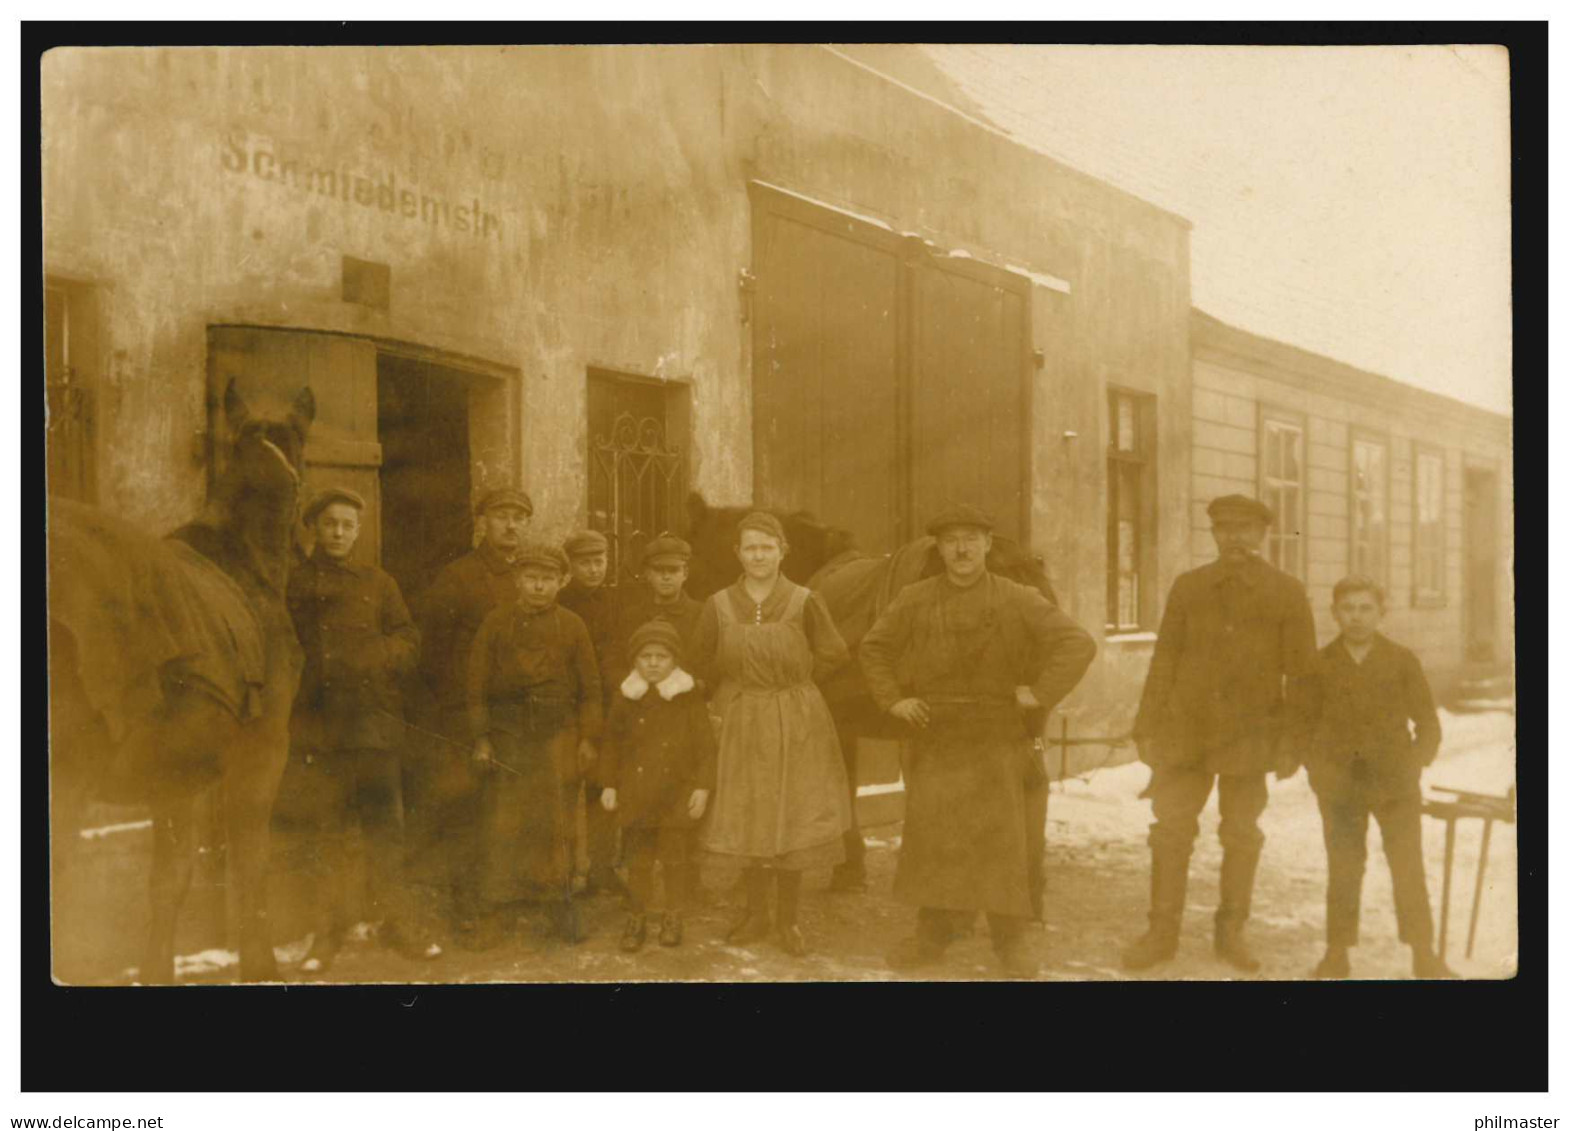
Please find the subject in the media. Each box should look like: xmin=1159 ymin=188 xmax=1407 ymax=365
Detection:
xmin=626 ymin=618 xmax=684 ymax=661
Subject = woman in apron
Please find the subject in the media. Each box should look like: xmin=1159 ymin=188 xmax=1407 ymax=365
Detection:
xmin=688 ymin=512 xmax=853 ymax=956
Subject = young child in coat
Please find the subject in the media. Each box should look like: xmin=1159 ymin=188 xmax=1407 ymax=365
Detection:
xmin=599 ymin=619 xmax=717 ymax=951
xmin=1293 ymin=574 xmax=1456 ymax=980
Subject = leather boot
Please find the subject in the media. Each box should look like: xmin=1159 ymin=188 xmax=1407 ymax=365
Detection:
xmin=1411 ymin=946 xmax=1458 ymax=979
xmin=1214 ymin=845 xmax=1263 ymax=972
xmin=1313 ymin=945 xmax=1351 ymax=979
xmin=775 ymin=869 xmax=808 ymax=956
xmin=725 ymin=868 xmax=773 ymax=945
xmin=1121 ymin=851 xmax=1187 ymax=971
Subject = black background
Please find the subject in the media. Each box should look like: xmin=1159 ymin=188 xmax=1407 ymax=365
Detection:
xmin=22 ymin=19 xmax=1544 ymax=1094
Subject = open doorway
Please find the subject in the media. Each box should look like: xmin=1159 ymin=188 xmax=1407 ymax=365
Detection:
xmin=377 ymin=354 xmax=476 ymax=611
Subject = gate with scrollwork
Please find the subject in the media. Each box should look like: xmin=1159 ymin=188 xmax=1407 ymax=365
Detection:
xmin=588 ymin=410 xmax=684 ymax=586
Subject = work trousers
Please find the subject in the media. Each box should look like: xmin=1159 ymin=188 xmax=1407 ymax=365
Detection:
xmin=299 ymin=746 xmax=408 ymax=937
xmin=1316 ymin=789 xmax=1434 ymax=949
xmin=623 ymin=826 xmax=691 ymax=914
xmin=917 ymin=906 xmax=1026 ymax=953
xmin=1148 ymin=768 xmax=1269 ymax=858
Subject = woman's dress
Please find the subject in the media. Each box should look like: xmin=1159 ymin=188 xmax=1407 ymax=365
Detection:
xmin=691 ymin=578 xmax=853 ymax=870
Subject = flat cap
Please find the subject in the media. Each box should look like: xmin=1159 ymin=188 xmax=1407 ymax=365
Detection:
xmin=627 ymin=618 xmax=684 ymax=661
xmin=303 ymin=486 xmax=366 ymax=526
xmin=925 ymin=504 xmax=996 ymax=536
xmin=563 ymin=529 xmax=609 ymax=558
xmin=1207 ymin=494 xmax=1274 ymax=526
xmin=513 ymin=540 xmax=568 ymax=574
xmin=641 ymin=532 xmax=692 ymax=566
xmin=475 ymin=487 xmax=534 ymax=517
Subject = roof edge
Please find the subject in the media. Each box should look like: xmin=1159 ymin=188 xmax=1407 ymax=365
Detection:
xmin=1191 ymin=308 xmax=1512 ymax=435
xmin=815 ymin=45 xmax=1194 ymax=234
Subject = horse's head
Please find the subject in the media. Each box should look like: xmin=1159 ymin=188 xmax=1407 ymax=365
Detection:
xmin=985 ymin=534 xmax=1059 ymax=606
xmin=223 ymin=380 xmax=315 ymax=500
xmin=680 ymin=491 xmax=855 ymax=599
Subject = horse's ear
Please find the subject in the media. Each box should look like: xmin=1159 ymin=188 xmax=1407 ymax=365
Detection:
xmin=223 ymin=379 xmax=251 ymax=433
xmin=288 ymin=386 xmax=317 ymax=435
xmin=686 ymin=491 xmax=709 ymax=532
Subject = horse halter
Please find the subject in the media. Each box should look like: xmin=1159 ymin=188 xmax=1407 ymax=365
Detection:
xmin=257 ymin=437 xmax=301 ymax=487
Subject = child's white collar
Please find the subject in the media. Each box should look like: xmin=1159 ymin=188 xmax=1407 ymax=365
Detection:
xmin=620 ymin=666 xmax=695 ymax=701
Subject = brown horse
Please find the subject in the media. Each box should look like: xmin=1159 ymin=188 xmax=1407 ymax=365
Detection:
xmin=48 ymin=380 xmax=313 ymax=983
xmin=681 ymin=492 xmax=1057 ymax=898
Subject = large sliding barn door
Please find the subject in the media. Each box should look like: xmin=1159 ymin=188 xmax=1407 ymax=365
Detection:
xmin=751 ymin=188 xmax=902 ymax=553
xmin=207 ymin=327 xmax=384 ymax=563
xmin=909 ymin=261 xmax=1031 ymax=542
xmin=750 ymin=183 xmax=1031 ymax=551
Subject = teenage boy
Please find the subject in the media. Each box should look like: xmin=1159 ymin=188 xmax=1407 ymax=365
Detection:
xmin=558 ymin=529 xmax=623 ymax=894
xmin=1296 ymin=574 xmax=1455 ymax=979
xmin=287 ymin=486 xmax=439 ymax=972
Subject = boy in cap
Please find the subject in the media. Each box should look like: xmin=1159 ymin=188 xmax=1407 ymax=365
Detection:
xmin=1123 ymin=493 xmax=1317 ymax=973
xmin=407 ymin=486 xmax=533 ymax=944
xmin=1295 ymin=575 xmax=1454 ymax=979
xmin=599 ymin=619 xmax=717 ymax=950
xmin=616 ymin=533 xmax=705 ymax=652
xmin=466 ymin=539 xmax=602 ymax=945
xmin=558 ymin=528 xmax=624 ymax=895
xmin=286 ymin=486 xmax=439 ymax=971
xmin=616 ymin=533 xmax=708 ymax=903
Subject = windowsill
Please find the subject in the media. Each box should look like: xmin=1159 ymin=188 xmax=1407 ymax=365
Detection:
xmin=1104 ymin=630 xmax=1158 ymax=644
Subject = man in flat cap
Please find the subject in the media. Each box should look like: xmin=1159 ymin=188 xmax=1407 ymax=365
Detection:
xmin=286 ymin=486 xmax=437 ymax=970
xmin=558 ymin=528 xmax=625 ymax=895
xmin=1122 ymin=493 xmax=1318 ymax=973
xmin=406 ymin=486 xmax=534 ymax=943
xmin=859 ymin=504 xmax=1096 ymax=978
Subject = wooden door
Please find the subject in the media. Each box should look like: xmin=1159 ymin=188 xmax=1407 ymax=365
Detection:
xmin=751 ymin=185 xmax=903 ymax=553
xmin=1464 ymin=466 xmax=1499 ymax=663
xmin=207 ymin=327 xmax=384 ymax=564
xmin=908 ymin=256 xmax=1031 ymax=542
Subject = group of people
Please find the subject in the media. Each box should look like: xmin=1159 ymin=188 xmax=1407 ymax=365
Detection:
xmin=283 ymin=482 xmax=1456 ymax=981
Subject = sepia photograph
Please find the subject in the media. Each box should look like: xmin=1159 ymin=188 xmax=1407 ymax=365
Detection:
xmin=40 ymin=40 xmax=1517 ymax=998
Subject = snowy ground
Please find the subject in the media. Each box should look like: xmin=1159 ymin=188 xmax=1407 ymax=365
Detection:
xmin=150 ymin=707 xmax=1518 ymax=985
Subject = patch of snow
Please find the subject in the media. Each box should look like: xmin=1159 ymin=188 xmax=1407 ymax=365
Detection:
xmin=175 ymin=948 xmax=239 ymax=975
xmin=1003 ymin=263 xmax=1073 ymax=294
xmin=79 ymin=819 xmax=153 ymax=840
xmin=749 ymin=180 xmax=894 ymax=233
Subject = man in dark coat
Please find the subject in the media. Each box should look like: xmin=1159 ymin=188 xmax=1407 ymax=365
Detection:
xmin=859 ymin=504 xmax=1096 ymax=978
xmin=468 ymin=540 xmax=602 ymax=945
xmin=287 ymin=486 xmax=434 ymax=971
xmin=1122 ymin=494 xmax=1318 ymax=973
xmin=1296 ymin=575 xmax=1454 ymax=979
xmin=558 ymin=528 xmax=624 ymax=894
xmin=405 ymin=486 xmax=533 ymax=940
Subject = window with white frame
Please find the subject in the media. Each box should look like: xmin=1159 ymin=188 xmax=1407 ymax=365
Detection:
xmin=1413 ymin=446 xmax=1446 ymax=605
xmin=1259 ymin=411 xmax=1305 ymax=578
xmin=1106 ymin=388 xmax=1156 ymax=632
xmin=1350 ymin=435 xmax=1389 ymax=584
